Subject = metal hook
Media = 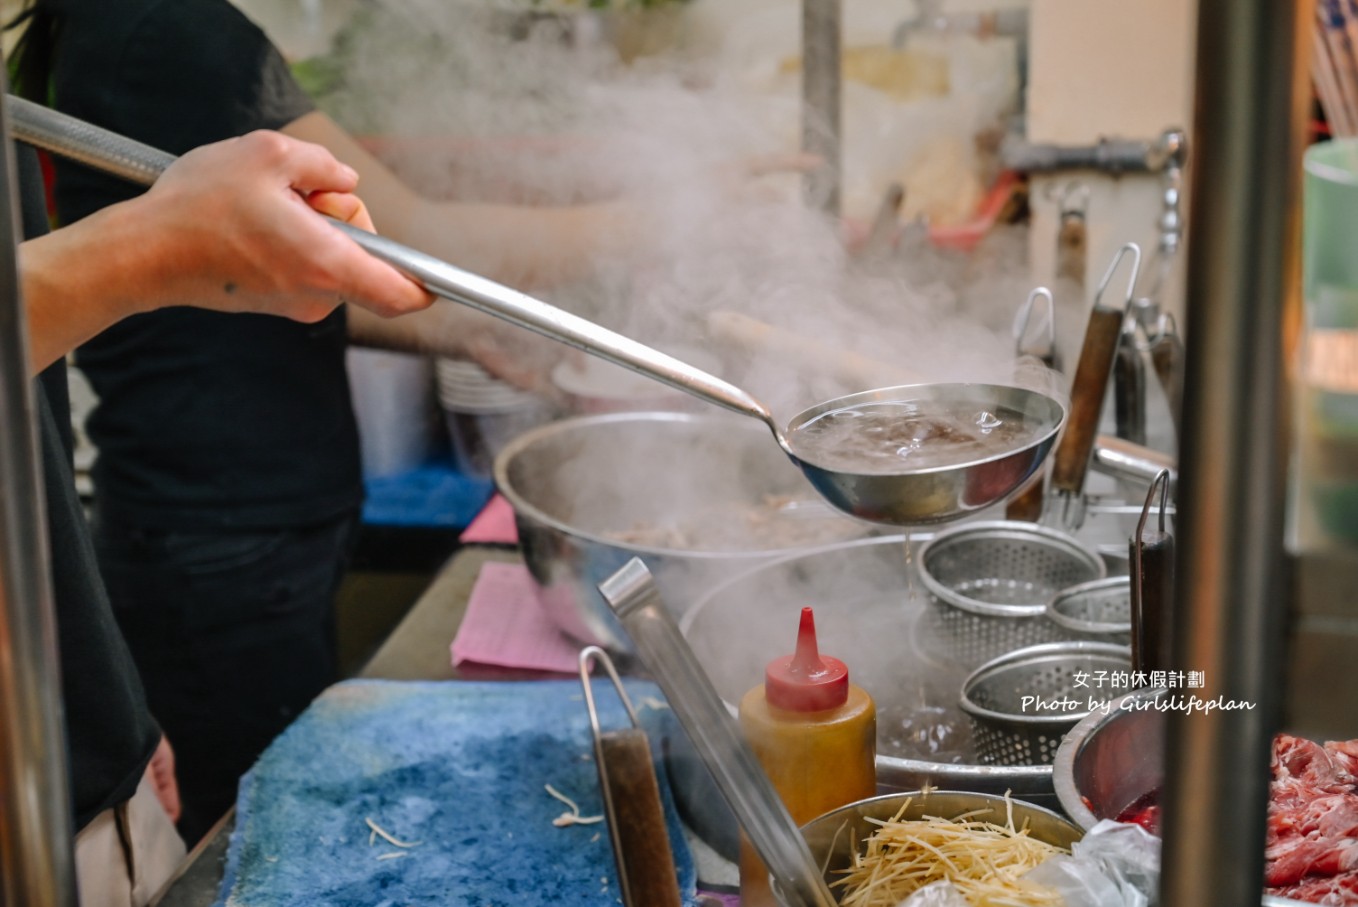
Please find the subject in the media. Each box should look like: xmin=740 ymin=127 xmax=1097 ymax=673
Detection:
xmin=1059 ymin=181 xmax=1091 ymax=217
xmin=1013 ymin=286 xmax=1056 ymax=357
xmin=579 ymin=645 xmax=641 ymax=736
xmin=1131 ymin=308 xmax=1178 ymax=352
xmin=1135 ymin=468 xmax=1173 ymax=539
xmin=1086 ymin=240 xmax=1140 ymax=312
xmin=1043 ymin=179 xmax=1091 ymax=216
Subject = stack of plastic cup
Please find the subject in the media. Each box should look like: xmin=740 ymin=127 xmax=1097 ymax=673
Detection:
xmin=435 ymin=356 xmax=556 ymax=479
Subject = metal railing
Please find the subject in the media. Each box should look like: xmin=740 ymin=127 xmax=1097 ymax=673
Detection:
xmin=0 ymin=85 xmax=79 ymax=907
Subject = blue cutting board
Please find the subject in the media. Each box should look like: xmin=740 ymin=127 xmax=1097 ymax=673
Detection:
xmin=215 ymin=679 xmax=697 ymax=906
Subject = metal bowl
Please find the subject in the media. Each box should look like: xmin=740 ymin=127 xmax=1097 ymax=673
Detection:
xmin=494 ymin=411 xmax=877 ymax=650
xmin=773 ymin=790 xmax=1084 ymax=906
xmin=1053 ymin=686 xmax=1166 ymax=831
xmin=784 ymin=383 xmax=1067 ymax=526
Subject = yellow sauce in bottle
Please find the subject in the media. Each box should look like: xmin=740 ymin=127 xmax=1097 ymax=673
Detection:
xmin=737 ymin=607 xmax=877 ymax=907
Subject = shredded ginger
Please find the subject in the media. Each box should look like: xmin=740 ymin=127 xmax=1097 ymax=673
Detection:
xmin=834 ymin=798 xmax=1069 ymax=907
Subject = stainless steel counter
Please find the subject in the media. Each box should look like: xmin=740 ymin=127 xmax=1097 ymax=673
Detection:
xmin=151 ymin=544 xmax=528 ymax=907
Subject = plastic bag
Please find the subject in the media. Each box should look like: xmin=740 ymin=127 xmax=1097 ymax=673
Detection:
xmin=1022 ymin=819 xmax=1162 ymax=907
xmin=895 ymin=880 xmax=972 ymax=907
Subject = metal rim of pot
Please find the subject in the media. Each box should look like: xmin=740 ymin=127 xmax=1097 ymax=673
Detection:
xmin=493 ymin=409 xmax=878 ymax=563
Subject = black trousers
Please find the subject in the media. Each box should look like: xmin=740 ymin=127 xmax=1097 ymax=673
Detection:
xmin=91 ymin=508 xmax=360 ymax=846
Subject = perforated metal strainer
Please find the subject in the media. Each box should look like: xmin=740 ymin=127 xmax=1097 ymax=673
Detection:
xmin=1046 ymin=576 xmax=1133 ymax=644
xmin=959 ymin=641 xmax=1133 ymax=766
xmin=916 ymin=521 xmax=1106 ymax=663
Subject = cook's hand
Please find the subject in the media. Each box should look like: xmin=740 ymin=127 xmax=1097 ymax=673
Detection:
xmin=136 ymin=130 xmax=433 ymax=321
xmin=146 ymin=735 xmax=182 ymax=823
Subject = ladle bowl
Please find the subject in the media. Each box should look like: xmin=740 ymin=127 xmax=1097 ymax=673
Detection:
xmin=783 ymin=383 xmax=1066 ymax=525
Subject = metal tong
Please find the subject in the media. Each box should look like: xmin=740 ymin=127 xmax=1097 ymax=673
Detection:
xmin=579 ymin=646 xmax=683 ymax=907
xmin=1050 ymin=243 xmax=1144 ymax=529
xmin=1130 ymin=469 xmax=1175 ymax=677
xmin=598 ymin=559 xmax=838 ymax=907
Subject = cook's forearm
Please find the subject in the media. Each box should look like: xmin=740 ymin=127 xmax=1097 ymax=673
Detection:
xmin=281 ymin=112 xmax=637 ymax=291
xmin=21 ymin=204 xmax=158 ymax=374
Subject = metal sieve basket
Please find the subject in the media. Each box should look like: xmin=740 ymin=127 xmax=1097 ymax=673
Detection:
xmin=959 ymin=641 xmax=1133 ymax=766
xmin=1046 ymin=576 xmax=1133 ymax=644
xmin=916 ymin=521 xmax=1107 ymax=663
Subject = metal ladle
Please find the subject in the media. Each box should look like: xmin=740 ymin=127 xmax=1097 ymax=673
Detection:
xmin=9 ymin=96 xmax=1065 ymax=526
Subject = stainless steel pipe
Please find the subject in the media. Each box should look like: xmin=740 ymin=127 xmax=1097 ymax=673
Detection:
xmin=1090 ymin=433 xmax=1177 ymax=488
xmin=1158 ymin=0 xmax=1311 ymax=905
xmin=801 ymin=0 xmax=840 ymax=216
xmin=0 ymin=93 xmax=79 ymax=906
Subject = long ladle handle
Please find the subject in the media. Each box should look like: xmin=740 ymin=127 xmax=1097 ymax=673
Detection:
xmin=6 ymin=95 xmax=780 ymax=433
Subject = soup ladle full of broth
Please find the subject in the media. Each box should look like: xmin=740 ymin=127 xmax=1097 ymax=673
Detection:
xmin=349 ymin=222 xmax=1063 ymax=525
xmin=344 ymin=230 xmax=1065 ymax=526
xmin=8 ymin=97 xmax=1066 ymax=526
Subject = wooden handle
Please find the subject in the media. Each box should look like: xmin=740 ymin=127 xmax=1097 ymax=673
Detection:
xmin=1130 ymin=532 xmax=1175 ymax=675
xmin=1004 ymin=471 xmax=1046 ymax=522
xmin=1113 ymin=342 xmax=1147 ymax=446
xmin=598 ymin=730 xmax=683 ymax=907
xmin=1056 ymin=214 xmax=1087 ymax=286
xmin=1151 ymin=333 xmax=1185 ymax=432
xmin=1050 ymin=306 xmax=1125 ymax=495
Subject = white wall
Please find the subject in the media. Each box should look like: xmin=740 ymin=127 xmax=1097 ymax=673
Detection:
xmin=1026 ymin=0 xmax=1198 ymax=325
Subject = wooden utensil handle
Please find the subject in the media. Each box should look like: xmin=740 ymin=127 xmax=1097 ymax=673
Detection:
xmin=1131 ymin=532 xmax=1175 ymax=675
xmin=1151 ymin=332 xmax=1185 ymax=432
xmin=598 ymin=731 xmax=683 ymax=907
xmin=1051 ymin=306 xmax=1126 ymax=495
xmin=1004 ymin=472 xmax=1046 ymax=522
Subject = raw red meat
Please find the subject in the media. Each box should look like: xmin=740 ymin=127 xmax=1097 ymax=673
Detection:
xmin=1265 ymin=734 xmax=1358 ymax=903
xmin=1115 ymin=788 xmax=1162 ymax=835
xmin=1105 ymin=734 xmax=1358 ymax=903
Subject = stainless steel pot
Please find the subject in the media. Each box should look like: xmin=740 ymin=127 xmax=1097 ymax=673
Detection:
xmin=493 ymin=411 xmax=879 ymax=651
xmin=673 ymin=535 xmax=1060 ymax=860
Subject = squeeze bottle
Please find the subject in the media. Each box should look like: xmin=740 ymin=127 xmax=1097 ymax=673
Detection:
xmin=737 ymin=607 xmax=876 ymax=907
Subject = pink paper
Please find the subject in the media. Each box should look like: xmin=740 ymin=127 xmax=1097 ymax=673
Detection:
xmin=450 ymin=562 xmax=580 ymax=673
xmin=459 ymin=494 xmax=519 ymax=545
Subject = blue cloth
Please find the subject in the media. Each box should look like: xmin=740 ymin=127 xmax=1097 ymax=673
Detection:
xmin=361 ymin=463 xmax=495 ymax=528
xmin=216 ymin=679 xmax=698 ymax=906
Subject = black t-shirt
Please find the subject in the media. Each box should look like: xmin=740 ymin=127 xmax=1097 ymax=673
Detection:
xmin=49 ymin=0 xmax=363 ymax=530
xmin=19 ymin=144 xmax=160 ymax=831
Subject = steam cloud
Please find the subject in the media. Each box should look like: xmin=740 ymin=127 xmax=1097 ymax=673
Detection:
xmin=315 ymin=2 xmax=1052 ymax=422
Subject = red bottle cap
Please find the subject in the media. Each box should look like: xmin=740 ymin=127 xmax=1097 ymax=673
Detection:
xmin=764 ymin=607 xmax=849 ymax=712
